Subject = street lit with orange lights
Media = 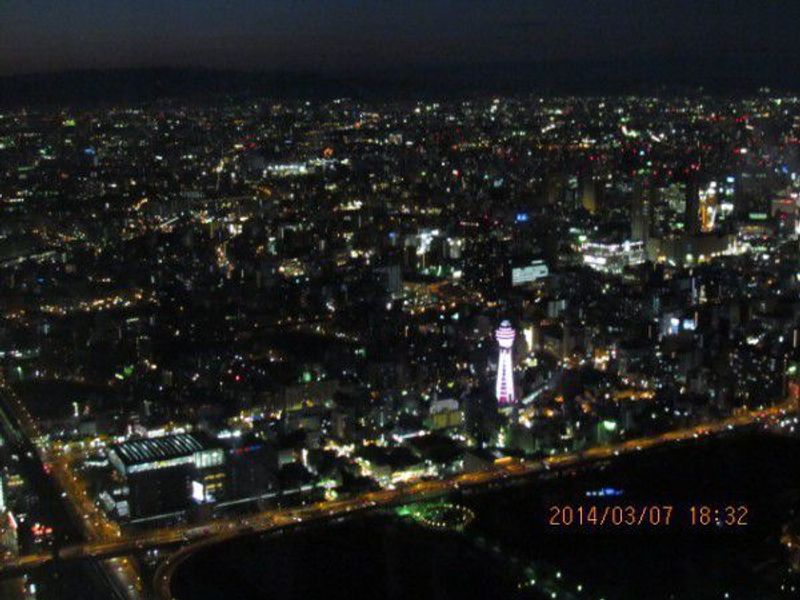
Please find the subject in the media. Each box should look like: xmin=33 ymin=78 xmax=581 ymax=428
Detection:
xmin=0 ymin=372 xmax=144 ymax=599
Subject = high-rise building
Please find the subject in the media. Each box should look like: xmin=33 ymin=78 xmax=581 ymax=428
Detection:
xmin=224 ymin=436 xmax=278 ymax=500
xmin=108 ymin=433 xmax=226 ymax=520
xmin=632 ymin=179 xmax=652 ymax=242
xmin=581 ymin=176 xmax=598 ymax=214
xmin=545 ymin=172 xmax=566 ymax=205
xmin=495 ymin=321 xmax=516 ymax=406
xmin=374 ymin=263 xmax=403 ymax=299
xmin=685 ymin=180 xmax=701 ymax=235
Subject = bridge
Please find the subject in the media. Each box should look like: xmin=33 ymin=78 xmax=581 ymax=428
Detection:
xmin=0 ymin=529 xmax=189 ymax=579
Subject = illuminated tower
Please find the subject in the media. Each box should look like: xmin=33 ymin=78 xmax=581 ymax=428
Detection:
xmin=495 ymin=321 xmax=516 ymax=405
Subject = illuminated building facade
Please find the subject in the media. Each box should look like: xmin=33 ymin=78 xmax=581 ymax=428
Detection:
xmin=0 ymin=476 xmax=17 ymax=559
xmin=495 ymin=321 xmax=516 ymax=406
xmin=582 ymin=241 xmax=646 ymax=274
xmin=427 ymin=399 xmax=464 ymax=430
xmin=108 ymin=433 xmax=226 ymax=520
xmin=511 ymin=260 xmax=549 ymax=287
xmin=699 ymin=182 xmax=719 ymax=232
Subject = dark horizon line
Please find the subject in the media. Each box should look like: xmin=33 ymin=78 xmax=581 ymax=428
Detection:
xmin=2 ymin=54 xmax=800 ymax=108
xmin=4 ymin=49 xmax=800 ymax=80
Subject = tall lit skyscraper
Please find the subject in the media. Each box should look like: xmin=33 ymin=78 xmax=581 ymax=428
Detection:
xmin=495 ymin=321 xmax=516 ymax=406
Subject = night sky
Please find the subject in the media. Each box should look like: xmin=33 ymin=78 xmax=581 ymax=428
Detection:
xmin=1 ymin=0 xmax=799 ymax=76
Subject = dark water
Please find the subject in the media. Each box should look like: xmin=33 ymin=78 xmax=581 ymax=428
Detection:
xmin=466 ymin=433 xmax=800 ymax=599
xmin=172 ymin=434 xmax=800 ymax=600
xmin=173 ymin=518 xmax=515 ymax=600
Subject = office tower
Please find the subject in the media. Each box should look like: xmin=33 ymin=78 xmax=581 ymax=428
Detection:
xmin=685 ymin=180 xmax=701 ymax=235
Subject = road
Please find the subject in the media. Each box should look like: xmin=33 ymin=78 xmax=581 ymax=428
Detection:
xmin=0 ymin=372 xmax=145 ymax=598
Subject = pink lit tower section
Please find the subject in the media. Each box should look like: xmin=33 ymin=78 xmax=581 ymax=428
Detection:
xmin=495 ymin=320 xmax=516 ymax=406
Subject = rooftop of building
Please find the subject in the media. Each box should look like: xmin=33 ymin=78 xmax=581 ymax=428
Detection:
xmin=109 ymin=432 xmax=214 ymax=467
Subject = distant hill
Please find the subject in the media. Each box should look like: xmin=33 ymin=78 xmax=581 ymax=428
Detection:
xmin=2 ymin=54 xmax=800 ymax=107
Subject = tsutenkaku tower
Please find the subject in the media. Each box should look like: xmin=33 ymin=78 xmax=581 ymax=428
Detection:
xmin=495 ymin=320 xmax=516 ymax=406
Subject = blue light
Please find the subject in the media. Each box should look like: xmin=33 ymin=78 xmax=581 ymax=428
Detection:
xmin=585 ymin=487 xmax=624 ymax=497
xmin=515 ymin=213 xmax=530 ymax=223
